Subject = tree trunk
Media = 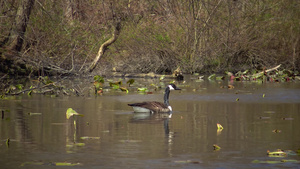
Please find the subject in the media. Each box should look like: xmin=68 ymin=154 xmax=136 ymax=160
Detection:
xmin=6 ymin=0 xmax=35 ymax=52
xmin=85 ymin=20 xmax=121 ymax=73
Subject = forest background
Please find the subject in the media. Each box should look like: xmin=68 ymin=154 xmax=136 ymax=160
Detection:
xmin=0 ymin=0 xmax=299 ymax=76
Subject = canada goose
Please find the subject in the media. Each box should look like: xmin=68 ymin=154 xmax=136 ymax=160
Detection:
xmin=128 ymin=84 xmax=181 ymax=117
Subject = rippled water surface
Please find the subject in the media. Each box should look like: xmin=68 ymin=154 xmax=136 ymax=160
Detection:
xmin=1 ymin=77 xmax=300 ymax=169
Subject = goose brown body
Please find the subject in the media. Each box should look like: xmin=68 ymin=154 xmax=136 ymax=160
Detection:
xmin=128 ymin=84 xmax=181 ymax=114
xmin=128 ymin=101 xmax=170 ymax=113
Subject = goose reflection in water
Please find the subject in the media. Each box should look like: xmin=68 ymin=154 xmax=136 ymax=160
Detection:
xmin=129 ymin=111 xmax=173 ymax=136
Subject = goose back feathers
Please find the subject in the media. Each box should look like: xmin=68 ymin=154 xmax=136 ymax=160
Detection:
xmin=128 ymin=84 xmax=181 ymax=114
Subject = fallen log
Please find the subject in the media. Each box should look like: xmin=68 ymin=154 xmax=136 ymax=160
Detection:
xmin=252 ymin=64 xmax=281 ymax=78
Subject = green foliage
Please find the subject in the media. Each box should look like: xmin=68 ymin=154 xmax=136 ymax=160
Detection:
xmin=94 ymin=75 xmax=105 ymax=83
xmin=1 ymin=0 xmax=299 ymax=74
xmin=66 ymin=108 xmax=83 ymax=119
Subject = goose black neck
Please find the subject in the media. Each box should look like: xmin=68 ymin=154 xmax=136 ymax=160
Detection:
xmin=164 ymin=87 xmax=170 ymax=106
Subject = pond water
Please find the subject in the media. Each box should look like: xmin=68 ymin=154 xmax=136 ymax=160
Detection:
xmin=1 ymin=76 xmax=300 ymax=169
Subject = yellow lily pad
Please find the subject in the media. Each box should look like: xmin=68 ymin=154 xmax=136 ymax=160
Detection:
xmin=66 ymin=108 xmax=83 ymax=119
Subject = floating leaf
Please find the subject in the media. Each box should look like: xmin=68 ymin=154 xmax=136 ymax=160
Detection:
xmin=80 ymin=136 xmax=100 ymax=140
xmin=137 ymin=87 xmax=148 ymax=92
xmin=267 ymin=149 xmax=287 ymax=157
xmin=213 ymin=144 xmax=221 ymax=150
xmin=159 ymin=75 xmax=165 ymax=81
xmin=236 ymin=98 xmax=239 ymax=101
xmin=21 ymin=161 xmax=82 ymax=167
xmin=208 ymin=74 xmax=216 ymax=80
xmin=28 ymin=112 xmax=42 ymax=116
xmin=263 ymin=93 xmax=265 ymax=98
xmin=119 ymin=87 xmax=129 ymax=93
xmin=55 ymin=162 xmax=82 ymax=166
xmin=217 ymin=123 xmax=224 ymax=130
xmin=280 ymin=159 xmax=300 ymax=163
xmin=74 ymin=143 xmax=85 ymax=146
xmin=252 ymin=160 xmax=282 ymax=164
xmin=126 ymin=79 xmax=135 ymax=86
xmin=284 ymin=150 xmax=297 ymax=156
xmin=66 ymin=108 xmax=83 ymax=119
xmin=272 ymin=129 xmax=281 ymax=133
xmin=112 ymin=84 xmax=120 ymax=90
xmin=6 ymin=138 xmax=10 ymax=147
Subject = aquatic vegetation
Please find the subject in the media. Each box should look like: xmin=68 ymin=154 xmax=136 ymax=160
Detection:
xmin=66 ymin=108 xmax=83 ymax=120
xmin=217 ymin=123 xmax=223 ymax=130
xmin=21 ymin=161 xmax=82 ymax=167
xmin=137 ymin=87 xmax=148 ymax=92
xmin=267 ymin=149 xmax=287 ymax=157
xmin=126 ymin=79 xmax=135 ymax=86
xmin=208 ymin=74 xmax=216 ymax=80
xmin=252 ymin=159 xmax=300 ymax=164
xmin=80 ymin=136 xmax=100 ymax=140
xmin=213 ymin=144 xmax=221 ymax=150
xmin=174 ymin=160 xmax=201 ymax=164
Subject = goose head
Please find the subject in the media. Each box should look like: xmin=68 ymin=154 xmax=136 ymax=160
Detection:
xmin=167 ymin=83 xmax=181 ymax=91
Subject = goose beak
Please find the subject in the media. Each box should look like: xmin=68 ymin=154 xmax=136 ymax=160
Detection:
xmin=175 ymin=87 xmax=181 ymax=90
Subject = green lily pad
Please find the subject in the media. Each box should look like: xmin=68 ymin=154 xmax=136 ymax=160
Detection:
xmin=267 ymin=149 xmax=287 ymax=157
xmin=137 ymin=87 xmax=148 ymax=92
xmin=66 ymin=108 xmax=83 ymax=119
xmin=80 ymin=136 xmax=100 ymax=140
xmin=55 ymin=162 xmax=82 ymax=166
xmin=208 ymin=74 xmax=216 ymax=80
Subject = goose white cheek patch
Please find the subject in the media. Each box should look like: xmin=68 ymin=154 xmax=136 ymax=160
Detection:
xmin=168 ymin=106 xmax=172 ymax=111
xmin=168 ymin=85 xmax=175 ymax=90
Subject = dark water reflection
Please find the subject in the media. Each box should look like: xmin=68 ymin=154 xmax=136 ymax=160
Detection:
xmin=0 ymin=77 xmax=300 ymax=169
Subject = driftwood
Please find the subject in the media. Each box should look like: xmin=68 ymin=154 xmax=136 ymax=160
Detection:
xmin=110 ymin=72 xmax=180 ymax=79
xmin=252 ymin=64 xmax=281 ymax=78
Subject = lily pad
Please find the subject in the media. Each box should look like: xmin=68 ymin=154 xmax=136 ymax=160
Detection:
xmin=119 ymin=87 xmax=129 ymax=93
xmin=55 ymin=162 xmax=82 ymax=166
xmin=267 ymin=149 xmax=287 ymax=157
xmin=137 ymin=87 xmax=148 ymax=92
xmin=80 ymin=136 xmax=100 ymax=140
xmin=21 ymin=161 xmax=82 ymax=167
xmin=213 ymin=144 xmax=221 ymax=150
xmin=66 ymin=108 xmax=83 ymax=119
xmin=217 ymin=123 xmax=224 ymax=130
xmin=174 ymin=160 xmax=201 ymax=164
xmin=28 ymin=112 xmax=42 ymax=116
xmin=208 ymin=74 xmax=216 ymax=80
xmin=126 ymin=79 xmax=135 ymax=86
